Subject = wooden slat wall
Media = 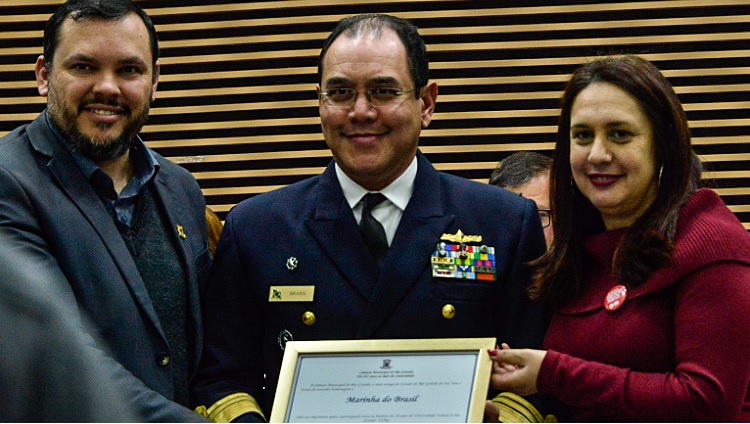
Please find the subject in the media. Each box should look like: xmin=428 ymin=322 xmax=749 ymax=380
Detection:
xmin=1 ymin=0 xmax=748 ymax=229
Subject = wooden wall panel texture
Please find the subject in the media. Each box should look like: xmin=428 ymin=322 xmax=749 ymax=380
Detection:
xmin=1 ymin=0 xmax=748 ymax=228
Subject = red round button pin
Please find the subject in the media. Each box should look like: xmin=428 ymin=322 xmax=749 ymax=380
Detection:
xmin=604 ymin=284 xmax=628 ymax=311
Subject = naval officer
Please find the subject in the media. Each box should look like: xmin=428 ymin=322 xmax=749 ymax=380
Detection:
xmin=191 ymin=13 xmax=549 ymax=422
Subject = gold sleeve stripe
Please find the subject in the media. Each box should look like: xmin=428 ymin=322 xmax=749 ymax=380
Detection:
xmin=491 ymin=392 xmax=552 ymax=423
xmin=194 ymin=392 xmax=266 ymax=423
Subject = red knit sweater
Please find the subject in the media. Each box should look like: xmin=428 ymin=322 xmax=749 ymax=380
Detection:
xmin=538 ymin=189 xmax=750 ymax=422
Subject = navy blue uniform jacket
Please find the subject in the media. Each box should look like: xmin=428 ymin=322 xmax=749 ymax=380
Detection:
xmin=192 ymin=152 xmax=548 ymax=416
xmin=0 ymin=112 xmax=210 ymax=422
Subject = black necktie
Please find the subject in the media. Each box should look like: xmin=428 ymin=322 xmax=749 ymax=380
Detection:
xmin=359 ymin=193 xmax=389 ymax=266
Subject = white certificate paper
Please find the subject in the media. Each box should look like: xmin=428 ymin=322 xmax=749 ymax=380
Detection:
xmin=271 ymin=338 xmax=495 ymax=423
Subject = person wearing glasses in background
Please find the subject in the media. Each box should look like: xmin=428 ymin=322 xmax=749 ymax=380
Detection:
xmin=490 ymin=152 xmax=554 ymax=250
xmin=192 ymin=13 xmax=552 ymax=422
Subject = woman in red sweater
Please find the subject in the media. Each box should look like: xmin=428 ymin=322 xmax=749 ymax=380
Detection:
xmin=487 ymin=55 xmax=750 ymax=422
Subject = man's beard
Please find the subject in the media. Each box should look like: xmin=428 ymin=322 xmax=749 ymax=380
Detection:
xmin=48 ymin=90 xmax=150 ymax=163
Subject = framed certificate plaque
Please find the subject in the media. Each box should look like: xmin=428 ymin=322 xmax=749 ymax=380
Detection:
xmin=270 ymin=338 xmax=496 ymax=423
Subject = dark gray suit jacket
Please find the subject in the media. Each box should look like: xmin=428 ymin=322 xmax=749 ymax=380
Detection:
xmin=0 ymin=112 xmax=210 ymax=422
xmin=0 ymin=232 xmax=138 ymax=422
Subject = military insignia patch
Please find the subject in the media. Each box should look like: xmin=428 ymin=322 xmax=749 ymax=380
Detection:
xmin=431 ymin=230 xmax=496 ymax=281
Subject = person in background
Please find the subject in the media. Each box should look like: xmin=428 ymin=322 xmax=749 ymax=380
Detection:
xmin=0 ymin=0 xmax=209 ymax=420
xmin=486 ymin=55 xmax=750 ymax=421
xmin=206 ymin=207 xmax=224 ymax=256
xmin=192 ymin=13 xmax=550 ymax=422
xmin=490 ymin=151 xmax=554 ymax=249
xmin=0 ymin=233 xmax=136 ymax=422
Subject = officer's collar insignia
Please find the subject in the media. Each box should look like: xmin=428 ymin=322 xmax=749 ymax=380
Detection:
xmin=176 ymin=225 xmax=187 ymax=239
xmin=432 ymin=230 xmax=495 ymax=281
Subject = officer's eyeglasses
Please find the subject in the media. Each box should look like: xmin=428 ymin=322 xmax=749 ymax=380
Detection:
xmin=320 ymin=87 xmax=415 ymax=108
xmin=538 ymin=209 xmax=552 ymax=228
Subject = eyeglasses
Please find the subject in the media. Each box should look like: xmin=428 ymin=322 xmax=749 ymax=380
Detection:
xmin=320 ymin=87 xmax=415 ymax=108
xmin=538 ymin=209 xmax=552 ymax=228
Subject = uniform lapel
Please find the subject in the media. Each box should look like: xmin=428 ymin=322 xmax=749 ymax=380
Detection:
xmin=27 ymin=115 xmax=166 ymax=341
xmin=306 ymin=161 xmax=381 ymax=300
xmin=356 ymin=153 xmax=454 ymax=338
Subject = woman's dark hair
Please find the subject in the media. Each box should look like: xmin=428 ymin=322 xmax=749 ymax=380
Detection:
xmin=43 ymin=0 xmax=159 ymax=81
xmin=532 ymin=55 xmax=702 ymax=308
xmin=317 ymin=13 xmax=429 ymax=98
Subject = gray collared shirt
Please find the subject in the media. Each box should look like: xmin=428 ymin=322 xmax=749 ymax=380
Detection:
xmin=45 ymin=111 xmax=159 ymax=232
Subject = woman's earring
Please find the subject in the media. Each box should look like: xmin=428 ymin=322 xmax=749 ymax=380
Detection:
xmin=658 ymin=165 xmax=663 ymax=188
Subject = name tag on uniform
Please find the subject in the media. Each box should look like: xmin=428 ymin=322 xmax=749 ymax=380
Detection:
xmin=269 ymin=285 xmax=315 ymax=302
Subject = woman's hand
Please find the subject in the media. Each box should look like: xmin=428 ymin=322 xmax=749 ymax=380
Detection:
xmin=484 ymin=400 xmax=500 ymax=422
xmin=487 ymin=343 xmax=547 ymax=396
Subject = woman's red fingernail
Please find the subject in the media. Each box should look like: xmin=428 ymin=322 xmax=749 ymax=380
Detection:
xmin=488 ymin=349 xmax=499 ymax=356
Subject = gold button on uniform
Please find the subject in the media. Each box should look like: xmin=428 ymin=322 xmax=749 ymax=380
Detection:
xmin=302 ymin=311 xmax=316 ymax=326
xmin=442 ymin=304 xmax=456 ymax=319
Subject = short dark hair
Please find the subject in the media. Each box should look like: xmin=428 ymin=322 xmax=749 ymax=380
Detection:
xmin=533 ymin=55 xmax=702 ymax=308
xmin=43 ymin=0 xmax=159 ymax=79
xmin=489 ymin=151 xmax=552 ymax=188
xmin=317 ymin=13 xmax=429 ymax=97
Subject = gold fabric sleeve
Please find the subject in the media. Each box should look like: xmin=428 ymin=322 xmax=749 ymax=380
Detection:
xmin=195 ymin=392 xmax=266 ymax=422
xmin=490 ymin=392 xmax=556 ymax=423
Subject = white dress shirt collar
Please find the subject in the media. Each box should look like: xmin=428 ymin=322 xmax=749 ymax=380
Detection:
xmin=335 ymin=156 xmax=417 ymax=211
xmin=335 ymin=157 xmax=417 ymax=246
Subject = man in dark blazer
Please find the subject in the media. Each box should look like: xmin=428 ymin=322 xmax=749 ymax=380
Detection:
xmin=0 ymin=0 xmax=209 ymax=421
xmin=192 ymin=14 xmax=549 ymax=422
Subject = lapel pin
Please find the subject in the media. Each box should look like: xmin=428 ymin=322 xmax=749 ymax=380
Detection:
xmin=286 ymin=257 xmax=298 ymax=271
xmin=604 ymin=284 xmax=628 ymax=311
xmin=176 ymin=225 xmax=187 ymax=239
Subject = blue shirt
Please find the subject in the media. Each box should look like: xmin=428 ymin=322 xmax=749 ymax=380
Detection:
xmin=45 ymin=111 xmax=159 ymax=232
